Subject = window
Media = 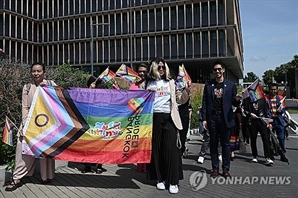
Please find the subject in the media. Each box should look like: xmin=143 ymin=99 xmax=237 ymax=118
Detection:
xmin=156 ymin=9 xmax=162 ymax=31
xmin=81 ymin=0 xmax=85 ymax=13
xmin=54 ymin=22 xmax=58 ymax=40
xmin=171 ymin=7 xmax=176 ymax=30
xmin=210 ymin=2 xmax=216 ymax=25
xmin=136 ymin=11 xmax=141 ymax=33
xmin=186 ymin=5 xmax=192 ymax=28
xmin=164 ymin=35 xmax=169 ymax=59
xmin=194 ymin=32 xmax=201 ymax=58
xmin=163 ymin=8 xmax=169 ymax=30
xmin=149 ymin=10 xmax=154 ymax=31
xmin=142 ymin=11 xmax=148 ymax=32
xmin=156 ymin=36 xmax=162 ymax=57
xmin=116 ymin=14 xmax=121 ymax=35
xmin=142 ymin=37 xmax=148 ymax=60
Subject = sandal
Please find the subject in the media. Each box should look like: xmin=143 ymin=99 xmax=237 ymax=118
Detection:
xmin=5 ymin=180 xmax=22 ymax=191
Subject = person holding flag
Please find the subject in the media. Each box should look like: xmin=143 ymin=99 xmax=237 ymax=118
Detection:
xmin=242 ymin=81 xmax=274 ymax=166
xmin=5 ymin=63 xmax=57 ymax=191
xmin=265 ymin=83 xmax=288 ymax=163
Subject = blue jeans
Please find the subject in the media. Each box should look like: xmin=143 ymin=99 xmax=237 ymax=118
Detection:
xmin=209 ymin=114 xmax=231 ymax=171
xmin=273 ymin=119 xmax=286 ymax=154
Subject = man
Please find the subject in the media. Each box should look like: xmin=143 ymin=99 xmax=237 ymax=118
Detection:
xmin=242 ymin=92 xmax=274 ymax=166
xmin=201 ymin=61 xmax=240 ymax=179
xmin=265 ymin=83 xmax=288 ymax=163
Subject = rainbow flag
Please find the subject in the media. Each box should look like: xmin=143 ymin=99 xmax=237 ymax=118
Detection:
xmin=116 ymin=64 xmax=139 ymax=84
xmin=175 ymin=76 xmax=185 ymax=89
xmin=177 ymin=64 xmax=192 ymax=89
xmin=243 ymin=80 xmax=264 ymax=102
xmin=22 ymin=86 xmax=154 ymax=164
xmin=99 ymin=67 xmax=116 ymax=83
xmin=2 ymin=116 xmax=16 ymax=146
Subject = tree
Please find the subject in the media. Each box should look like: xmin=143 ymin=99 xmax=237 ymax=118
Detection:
xmin=243 ymin=72 xmax=259 ymax=82
xmin=262 ymin=69 xmax=275 ymax=85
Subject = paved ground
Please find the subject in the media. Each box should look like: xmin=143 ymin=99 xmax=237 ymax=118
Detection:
xmin=1 ymin=127 xmax=297 ymax=198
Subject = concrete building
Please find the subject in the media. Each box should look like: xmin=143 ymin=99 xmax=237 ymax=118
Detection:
xmin=0 ymin=0 xmax=243 ymax=83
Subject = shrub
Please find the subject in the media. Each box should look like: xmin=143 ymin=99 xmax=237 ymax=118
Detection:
xmin=189 ymin=85 xmax=203 ymax=130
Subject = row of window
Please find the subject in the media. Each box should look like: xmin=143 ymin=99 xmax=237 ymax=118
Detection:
xmin=0 ymin=3 xmax=225 ymax=41
xmin=1 ymin=1 xmax=224 ymax=18
xmin=1 ymin=31 xmax=227 ymax=66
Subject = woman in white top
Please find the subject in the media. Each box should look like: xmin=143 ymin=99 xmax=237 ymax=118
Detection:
xmin=145 ymin=57 xmax=190 ymax=194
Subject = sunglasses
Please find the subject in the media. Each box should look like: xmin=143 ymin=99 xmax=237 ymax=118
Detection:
xmin=213 ymin=68 xmax=222 ymax=72
xmin=158 ymin=66 xmax=165 ymax=70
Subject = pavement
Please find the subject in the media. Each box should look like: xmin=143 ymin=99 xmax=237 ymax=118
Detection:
xmin=1 ymin=126 xmax=298 ymax=198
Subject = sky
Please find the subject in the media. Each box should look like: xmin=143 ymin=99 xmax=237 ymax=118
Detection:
xmin=239 ymin=0 xmax=298 ymax=79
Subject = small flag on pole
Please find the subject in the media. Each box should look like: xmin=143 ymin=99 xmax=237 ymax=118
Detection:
xmin=176 ymin=64 xmax=192 ymax=89
xmin=116 ymin=64 xmax=139 ymax=84
xmin=242 ymin=80 xmax=264 ymax=102
xmin=98 ymin=67 xmax=116 ymax=83
xmin=2 ymin=116 xmax=17 ymax=146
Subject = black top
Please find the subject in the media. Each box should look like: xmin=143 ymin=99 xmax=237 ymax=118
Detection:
xmin=212 ymin=82 xmax=224 ymax=111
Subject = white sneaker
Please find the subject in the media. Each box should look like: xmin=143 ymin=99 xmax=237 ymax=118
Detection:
xmin=156 ymin=181 xmax=165 ymax=190
xmin=197 ymin=156 xmax=204 ymax=164
xmin=251 ymin=158 xmax=258 ymax=163
xmin=218 ymin=155 xmax=222 ymax=162
xmin=169 ymin=185 xmax=179 ymax=194
xmin=265 ymin=158 xmax=274 ymax=165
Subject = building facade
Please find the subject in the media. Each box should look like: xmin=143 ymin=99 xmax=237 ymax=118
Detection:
xmin=0 ymin=0 xmax=243 ymax=83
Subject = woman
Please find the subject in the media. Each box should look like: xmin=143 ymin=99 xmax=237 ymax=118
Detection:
xmin=146 ymin=58 xmax=190 ymax=194
xmin=5 ymin=63 xmax=56 ymax=191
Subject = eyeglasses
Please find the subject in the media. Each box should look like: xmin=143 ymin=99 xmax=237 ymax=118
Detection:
xmin=158 ymin=66 xmax=165 ymax=70
xmin=213 ymin=68 xmax=222 ymax=72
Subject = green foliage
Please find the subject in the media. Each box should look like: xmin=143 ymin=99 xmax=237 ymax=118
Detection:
xmin=262 ymin=69 xmax=275 ymax=85
xmin=189 ymin=88 xmax=203 ymax=130
xmin=0 ymin=60 xmax=90 ymax=169
xmin=262 ymin=54 xmax=297 ymax=97
xmin=47 ymin=63 xmax=90 ymax=88
xmin=243 ymin=72 xmax=259 ymax=82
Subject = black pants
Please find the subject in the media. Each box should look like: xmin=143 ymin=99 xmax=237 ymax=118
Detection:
xmin=249 ymin=119 xmax=271 ymax=158
xmin=179 ymin=114 xmax=190 ymax=155
xmin=147 ymin=113 xmax=183 ymax=185
xmin=209 ymin=113 xmax=230 ymax=171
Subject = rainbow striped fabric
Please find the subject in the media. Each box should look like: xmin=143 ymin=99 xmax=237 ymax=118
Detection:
xmin=2 ymin=116 xmax=15 ymax=146
xmin=99 ymin=67 xmax=116 ymax=83
xmin=243 ymin=80 xmax=264 ymax=102
xmin=23 ymin=86 xmax=154 ymax=164
xmin=116 ymin=64 xmax=139 ymax=84
xmin=176 ymin=64 xmax=192 ymax=89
